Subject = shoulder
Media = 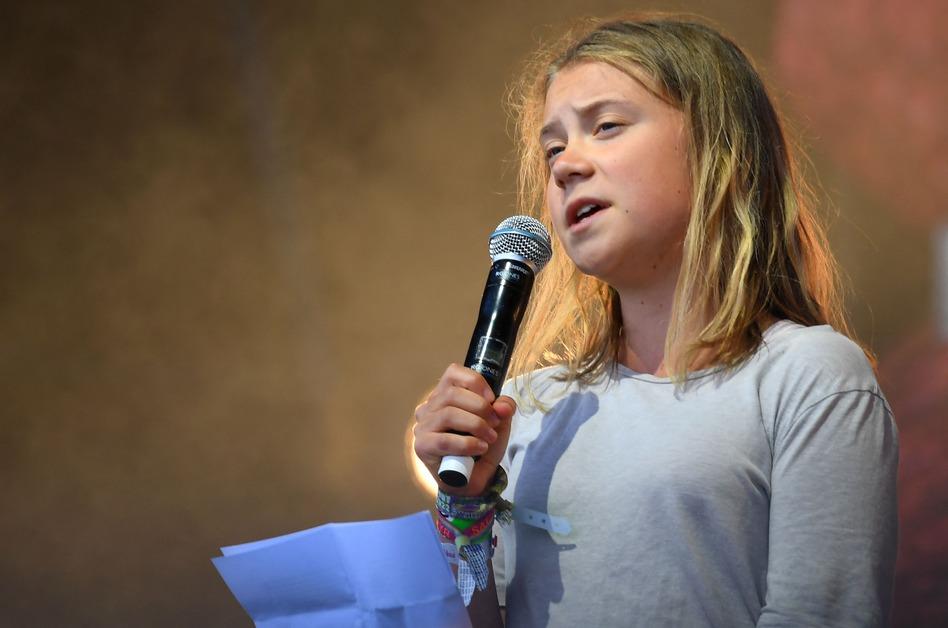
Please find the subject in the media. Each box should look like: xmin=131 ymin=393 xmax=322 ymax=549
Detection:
xmin=752 ymin=321 xmax=892 ymax=434
xmin=757 ymin=320 xmax=878 ymax=391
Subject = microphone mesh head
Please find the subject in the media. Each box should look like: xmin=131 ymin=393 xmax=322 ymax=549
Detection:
xmin=488 ymin=215 xmax=553 ymax=271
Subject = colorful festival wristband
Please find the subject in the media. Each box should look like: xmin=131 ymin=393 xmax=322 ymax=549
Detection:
xmin=436 ymin=466 xmax=513 ymax=605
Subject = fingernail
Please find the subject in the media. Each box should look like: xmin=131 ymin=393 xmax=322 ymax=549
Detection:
xmin=488 ymin=429 xmax=498 ymax=442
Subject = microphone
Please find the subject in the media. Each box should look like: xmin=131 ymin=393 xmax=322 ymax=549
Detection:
xmin=437 ymin=215 xmax=553 ymax=488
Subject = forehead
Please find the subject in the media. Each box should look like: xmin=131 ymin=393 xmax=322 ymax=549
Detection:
xmin=543 ymin=61 xmax=656 ymax=116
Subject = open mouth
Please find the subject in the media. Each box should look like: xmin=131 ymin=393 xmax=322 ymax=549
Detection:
xmin=571 ymin=202 xmax=608 ymax=226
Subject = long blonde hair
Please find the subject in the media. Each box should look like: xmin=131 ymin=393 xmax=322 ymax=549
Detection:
xmin=507 ymin=14 xmax=866 ymax=384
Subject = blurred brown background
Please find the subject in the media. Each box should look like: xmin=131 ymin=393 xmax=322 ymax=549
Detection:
xmin=1 ymin=0 xmax=944 ymax=626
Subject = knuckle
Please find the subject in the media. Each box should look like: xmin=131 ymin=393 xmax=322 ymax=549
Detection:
xmin=436 ymin=432 xmax=454 ymax=453
xmin=413 ymin=402 xmax=428 ymax=421
xmin=442 ymin=387 xmax=464 ymax=409
xmin=423 ymin=388 xmax=448 ymax=412
xmin=451 ymin=364 xmax=477 ymax=384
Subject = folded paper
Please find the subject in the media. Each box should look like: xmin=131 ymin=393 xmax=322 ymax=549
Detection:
xmin=213 ymin=511 xmax=471 ymax=627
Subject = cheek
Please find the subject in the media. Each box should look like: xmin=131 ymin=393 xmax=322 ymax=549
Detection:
xmin=545 ymin=181 xmax=568 ymax=232
xmin=641 ymin=147 xmax=692 ymax=225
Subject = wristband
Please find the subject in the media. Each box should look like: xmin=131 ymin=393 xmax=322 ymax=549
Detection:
xmin=436 ymin=466 xmax=513 ymax=522
xmin=436 ymin=466 xmax=512 ymax=605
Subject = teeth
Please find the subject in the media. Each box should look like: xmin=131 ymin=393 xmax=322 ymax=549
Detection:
xmin=576 ymin=204 xmax=599 ymax=220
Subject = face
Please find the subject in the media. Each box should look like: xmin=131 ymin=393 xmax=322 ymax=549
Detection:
xmin=541 ymin=61 xmax=692 ymax=290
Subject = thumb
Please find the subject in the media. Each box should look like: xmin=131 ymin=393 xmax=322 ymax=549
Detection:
xmin=474 ymin=395 xmax=516 ymax=472
xmin=464 ymin=396 xmax=516 ymax=496
xmin=493 ymin=395 xmax=517 ymax=422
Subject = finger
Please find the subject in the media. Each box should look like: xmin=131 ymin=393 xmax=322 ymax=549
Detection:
xmin=477 ymin=425 xmax=510 ymax=469
xmin=474 ymin=398 xmax=515 ymax=470
xmin=415 ymin=430 xmax=489 ymax=461
xmin=441 ymin=363 xmax=495 ymax=402
xmin=413 ymin=411 xmax=496 ymax=453
xmin=493 ymin=395 xmax=517 ymax=421
xmin=426 ymin=386 xmax=500 ymax=426
xmin=427 ymin=406 xmax=499 ymax=443
xmin=467 ymin=461 xmax=503 ymax=495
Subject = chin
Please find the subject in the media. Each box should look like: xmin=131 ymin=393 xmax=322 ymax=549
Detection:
xmin=571 ymin=259 xmax=616 ymax=285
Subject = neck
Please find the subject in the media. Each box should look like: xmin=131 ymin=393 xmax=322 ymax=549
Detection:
xmin=615 ymin=280 xmax=782 ymax=377
xmin=614 ymin=272 xmax=679 ymax=376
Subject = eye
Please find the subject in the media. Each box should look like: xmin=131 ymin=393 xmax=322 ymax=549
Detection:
xmin=595 ymin=121 xmax=622 ymax=134
xmin=545 ymin=144 xmax=564 ymax=162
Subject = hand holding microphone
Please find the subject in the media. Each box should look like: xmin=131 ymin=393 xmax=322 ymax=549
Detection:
xmin=413 ymin=363 xmax=517 ymax=496
xmin=413 ymin=216 xmax=552 ymax=492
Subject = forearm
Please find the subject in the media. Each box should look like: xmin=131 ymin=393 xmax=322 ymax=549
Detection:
xmin=465 ymin=563 xmax=504 ymax=628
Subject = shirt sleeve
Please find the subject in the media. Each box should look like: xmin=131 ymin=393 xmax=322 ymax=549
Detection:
xmin=757 ymin=389 xmax=899 ymax=627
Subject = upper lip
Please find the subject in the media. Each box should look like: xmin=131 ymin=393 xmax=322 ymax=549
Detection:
xmin=565 ymin=197 xmax=610 ymax=226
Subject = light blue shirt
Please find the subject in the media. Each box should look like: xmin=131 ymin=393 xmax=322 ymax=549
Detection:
xmin=494 ymin=321 xmax=898 ymax=627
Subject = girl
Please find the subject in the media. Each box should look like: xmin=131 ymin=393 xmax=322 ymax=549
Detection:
xmin=414 ymin=14 xmax=898 ymax=628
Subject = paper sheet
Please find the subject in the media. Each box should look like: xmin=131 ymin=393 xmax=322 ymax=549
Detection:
xmin=212 ymin=511 xmax=471 ymax=627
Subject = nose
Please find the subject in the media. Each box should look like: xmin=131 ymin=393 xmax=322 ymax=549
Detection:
xmin=551 ymin=142 xmax=594 ymax=189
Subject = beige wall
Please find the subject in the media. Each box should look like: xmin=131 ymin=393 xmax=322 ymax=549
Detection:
xmin=1 ymin=1 xmax=940 ymax=625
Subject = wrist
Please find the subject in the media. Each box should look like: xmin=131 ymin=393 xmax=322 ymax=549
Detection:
xmin=435 ymin=466 xmax=512 ymax=606
xmin=436 ymin=466 xmax=511 ymax=521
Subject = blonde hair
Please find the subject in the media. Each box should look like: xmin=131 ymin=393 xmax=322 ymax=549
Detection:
xmin=507 ymin=13 xmax=867 ymax=385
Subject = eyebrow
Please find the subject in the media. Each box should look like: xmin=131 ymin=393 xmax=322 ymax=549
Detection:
xmin=539 ymin=97 xmax=631 ymax=141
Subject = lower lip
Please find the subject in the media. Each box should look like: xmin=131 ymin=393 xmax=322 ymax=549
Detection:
xmin=569 ymin=206 xmax=609 ymax=233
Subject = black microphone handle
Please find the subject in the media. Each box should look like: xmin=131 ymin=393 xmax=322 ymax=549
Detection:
xmin=438 ymin=257 xmax=535 ymax=488
xmin=464 ymin=258 xmax=535 ymax=392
